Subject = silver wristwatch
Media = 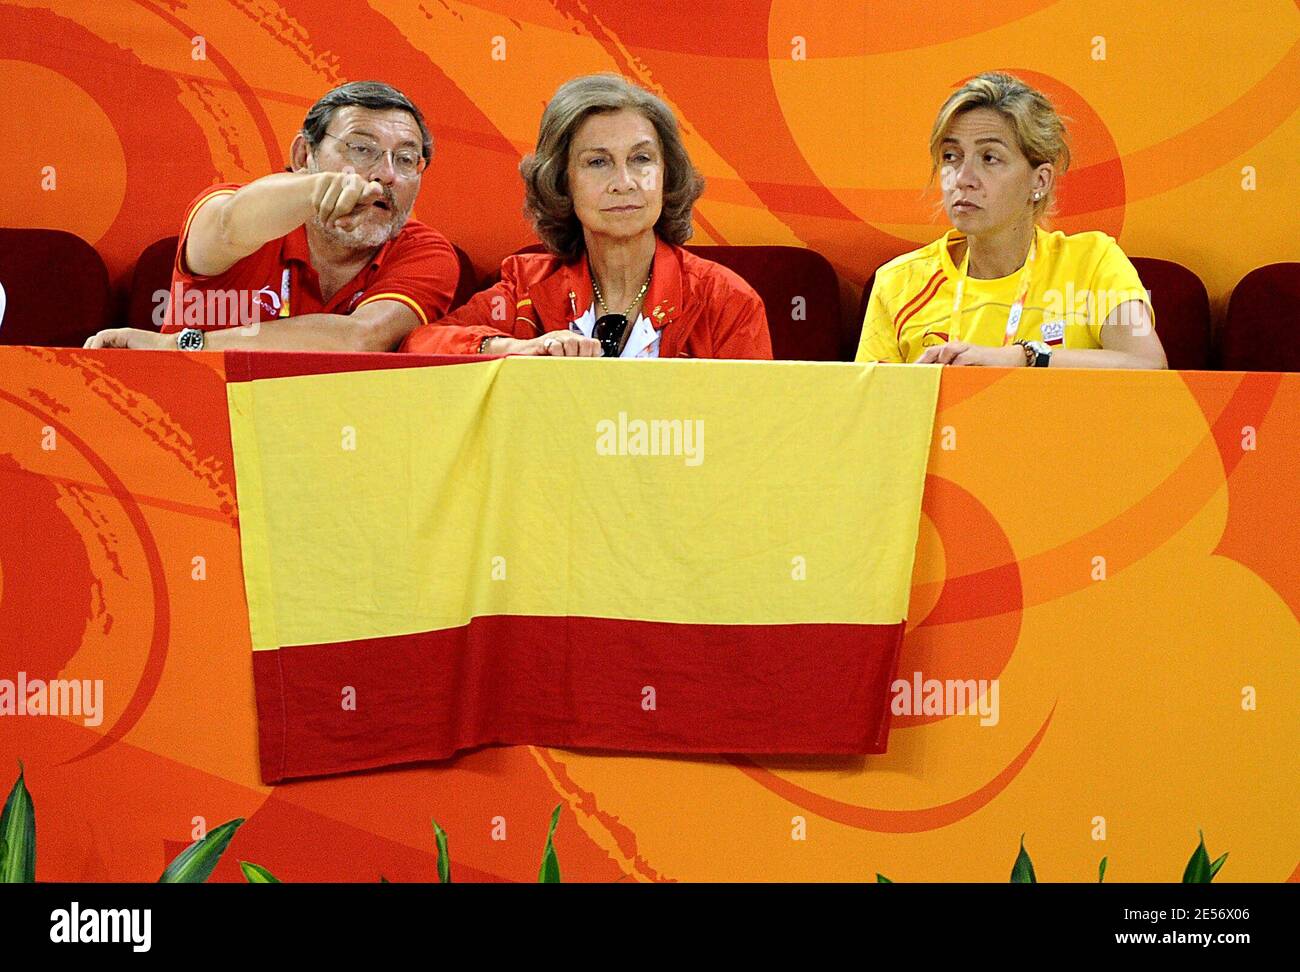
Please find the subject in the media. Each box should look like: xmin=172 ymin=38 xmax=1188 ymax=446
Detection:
xmin=176 ymin=328 xmax=205 ymax=351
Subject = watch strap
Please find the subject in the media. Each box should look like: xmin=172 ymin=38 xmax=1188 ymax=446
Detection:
xmin=1014 ymin=339 xmax=1052 ymax=368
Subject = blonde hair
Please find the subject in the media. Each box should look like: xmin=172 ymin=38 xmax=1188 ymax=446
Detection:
xmin=928 ymin=72 xmax=1071 ymax=218
xmin=520 ymin=74 xmax=704 ymax=260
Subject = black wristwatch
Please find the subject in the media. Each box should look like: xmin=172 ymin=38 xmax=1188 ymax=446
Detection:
xmin=1015 ymin=339 xmax=1052 ymax=368
xmin=176 ymin=328 xmax=205 ymax=352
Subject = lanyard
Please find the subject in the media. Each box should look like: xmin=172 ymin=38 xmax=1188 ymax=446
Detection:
xmin=948 ymin=231 xmax=1037 ymax=346
xmin=278 ymin=267 xmax=291 ymax=318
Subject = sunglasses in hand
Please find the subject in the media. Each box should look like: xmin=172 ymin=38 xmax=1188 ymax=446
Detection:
xmin=594 ymin=314 xmax=630 ymax=357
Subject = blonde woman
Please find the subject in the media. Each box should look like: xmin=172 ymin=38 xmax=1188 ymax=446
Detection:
xmin=857 ymin=72 xmax=1166 ymax=369
xmin=403 ymin=74 xmax=771 ymax=359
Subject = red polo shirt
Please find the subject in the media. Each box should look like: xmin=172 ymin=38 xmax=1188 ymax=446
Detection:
xmin=161 ymin=183 xmax=460 ymax=333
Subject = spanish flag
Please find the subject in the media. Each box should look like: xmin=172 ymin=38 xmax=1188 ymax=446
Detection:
xmin=227 ymin=355 xmax=939 ymax=783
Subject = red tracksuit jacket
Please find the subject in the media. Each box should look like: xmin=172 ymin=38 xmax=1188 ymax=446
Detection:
xmin=401 ymin=235 xmax=773 ymax=359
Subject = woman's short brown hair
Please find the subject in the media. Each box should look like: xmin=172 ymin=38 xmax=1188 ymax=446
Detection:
xmin=929 ymin=72 xmax=1071 ymax=218
xmin=520 ymin=74 xmax=705 ymax=260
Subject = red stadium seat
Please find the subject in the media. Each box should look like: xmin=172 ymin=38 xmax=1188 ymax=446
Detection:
xmin=448 ymin=242 xmax=479 ymax=312
xmin=1219 ymin=263 xmax=1300 ymax=372
xmin=684 ymin=244 xmax=841 ymax=360
xmin=851 ymin=271 xmax=876 ymax=357
xmin=477 ymin=242 xmax=843 ymax=360
xmin=0 ymin=228 xmax=112 ymax=347
xmin=1130 ymin=257 xmax=1211 ymax=370
xmin=127 ymin=236 xmax=179 ymax=329
xmin=476 ymin=242 xmax=547 ymax=290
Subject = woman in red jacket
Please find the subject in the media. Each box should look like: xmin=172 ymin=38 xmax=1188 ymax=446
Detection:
xmin=402 ymin=74 xmax=772 ymax=359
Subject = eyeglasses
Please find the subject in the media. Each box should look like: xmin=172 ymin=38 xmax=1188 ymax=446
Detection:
xmin=594 ymin=314 xmax=630 ymax=357
xmin=320 ymin=131 xmax=426 ymax=179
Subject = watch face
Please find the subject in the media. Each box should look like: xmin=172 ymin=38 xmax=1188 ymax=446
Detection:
xmin=178 ymin=329 xmax=203 ymax=351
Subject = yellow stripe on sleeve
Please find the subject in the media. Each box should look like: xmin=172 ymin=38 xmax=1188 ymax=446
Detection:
xmin=356 ymin=292 xmax=429 ymax=326
xmin=180 ymin=188 xmax=238 ymax=250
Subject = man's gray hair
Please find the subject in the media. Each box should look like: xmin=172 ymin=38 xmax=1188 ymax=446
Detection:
xmin=300 ymin=80 xmax=432 ymax=161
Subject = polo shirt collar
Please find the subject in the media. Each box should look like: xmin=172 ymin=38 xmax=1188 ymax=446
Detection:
xmin=939 ymin=226 xmax=1044 ymax=284
xmin=282 ymin=224 xmax=312 ymax=266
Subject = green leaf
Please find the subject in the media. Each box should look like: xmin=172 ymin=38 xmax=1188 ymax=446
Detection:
xmin=0 ymin=760 xmax=36 ymax=883
xmin=432 ymin=819 xmax=451 ymax=884
xmin=1010 ymin=834 xmax=1037 ymax=884
xmin=1182 ymin=830 xmax=1212 ymax=883
xmin=1209 ymin=852 xmax=1228 ymax=880
xmin=239 ymin=861 xmax=280 ymax=883
xmin=538 ymin=803 xmax=562 ymax=883
xmin=876 ymin=873 xmax=893 ymax=883
xmin=1098 ymin=857 xmax=1108 ymax=883
xmin=159 ymin=818 xmax=244 ymax=883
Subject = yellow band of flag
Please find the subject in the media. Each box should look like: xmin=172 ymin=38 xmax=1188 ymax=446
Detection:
xmin=227 ymin=359 xmax=939 ymax=652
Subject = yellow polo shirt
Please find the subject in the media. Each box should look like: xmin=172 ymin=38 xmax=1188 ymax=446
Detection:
xmin=856 ymin=226 xmax=1153 ymax=363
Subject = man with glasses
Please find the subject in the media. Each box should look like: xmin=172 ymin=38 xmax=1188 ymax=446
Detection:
xmin=85 ymin=81 xmax=460 ymax=351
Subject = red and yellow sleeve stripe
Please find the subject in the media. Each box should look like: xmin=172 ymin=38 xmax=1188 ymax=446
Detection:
xmin=356 ymin=291 xmax=429 ymax=326
xmin=176 ymin=187 xmax=238 ymax=276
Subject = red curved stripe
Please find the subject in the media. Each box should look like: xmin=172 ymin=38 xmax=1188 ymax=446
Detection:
xmin=0 ymin=5 xmax=213 ymax=266
xmin=131 ymin=0 xmax=283 ymax=170
xmin=0 ymin=456 xmax=95 ymax=682
xmin=728 ymin=705 xmax=1055 ymax=833
xmin=918 ymin=372 xmax=1281 ymax=625
xmin=0 ymin=389 xmax=171 ymax=764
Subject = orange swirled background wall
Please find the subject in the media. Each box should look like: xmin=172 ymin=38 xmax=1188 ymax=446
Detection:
xmin=1 ymin=349 xmax=1297 ymax=882
xmin=0 ymin=0 xmax=1297 ymax=319
xmin=0 ymin=3 xmax=1298 ymax=885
